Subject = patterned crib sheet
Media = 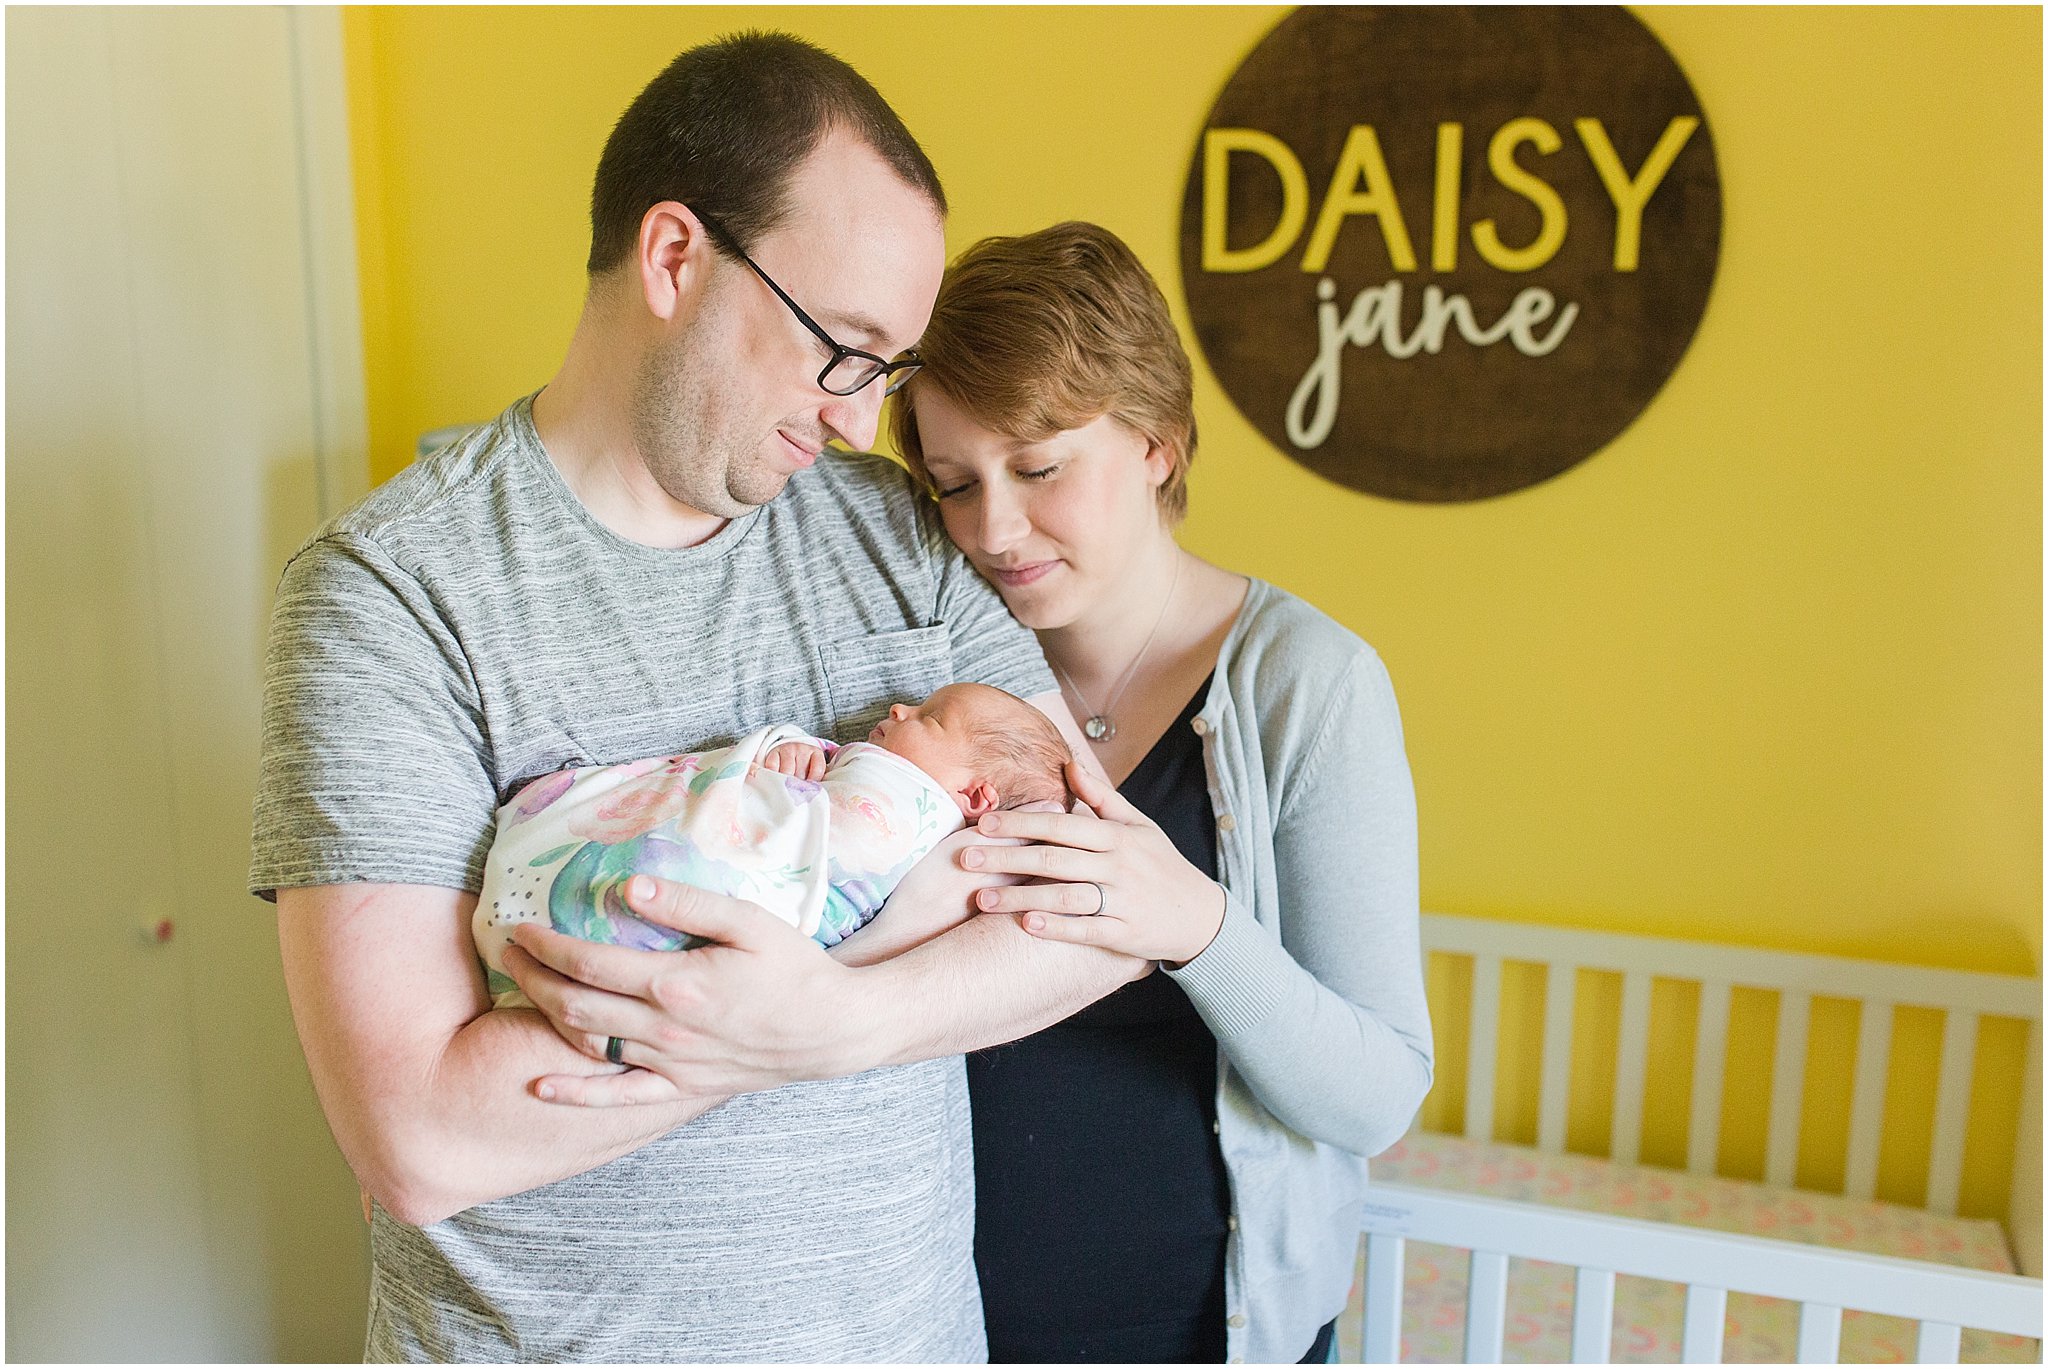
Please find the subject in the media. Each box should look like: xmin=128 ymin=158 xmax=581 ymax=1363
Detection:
xmin=1336 ymin=1131 xmax=2036 ymax=1363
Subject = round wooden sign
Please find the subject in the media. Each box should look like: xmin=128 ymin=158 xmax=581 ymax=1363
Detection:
xmin=1179 ymin=6 xmax=1721 ymax=502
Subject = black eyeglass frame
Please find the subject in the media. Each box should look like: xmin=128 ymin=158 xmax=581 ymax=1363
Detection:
xmin=692 ymin=208 xmax=923 ymax=398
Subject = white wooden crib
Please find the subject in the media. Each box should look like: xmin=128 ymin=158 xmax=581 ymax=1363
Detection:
xmin=1345 ymin=914 xmax=2043 ymax=1363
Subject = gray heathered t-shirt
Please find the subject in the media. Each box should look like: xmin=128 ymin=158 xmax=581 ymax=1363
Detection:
xmin=250 ymin=394 xmax=1052 ymax=1362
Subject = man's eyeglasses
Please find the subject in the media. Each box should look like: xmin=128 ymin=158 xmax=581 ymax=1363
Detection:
xmin=693 ymin=209 xmax=922 ymax=398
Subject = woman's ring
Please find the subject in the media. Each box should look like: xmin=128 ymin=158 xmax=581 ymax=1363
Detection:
xmin=1086 ymin=881 xmax=1107 ymax=915
xmin=605 ymin=1035 xmax=625 ymax=1065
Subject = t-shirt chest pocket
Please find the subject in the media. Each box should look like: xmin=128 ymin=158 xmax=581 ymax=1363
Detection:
xmin=819 ymin=625 xmax=955 ymax=743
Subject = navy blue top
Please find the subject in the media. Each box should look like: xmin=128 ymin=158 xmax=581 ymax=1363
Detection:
xmin=968 ymin=678 xmax=1231 ymax=1363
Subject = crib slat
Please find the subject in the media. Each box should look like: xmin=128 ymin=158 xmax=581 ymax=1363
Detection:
xmin=1926 ymin=1009 xmax=1978 ymax=1215
xmin=1844 ymin=998 xmax=1894 ymax=1200
xmin=1361 ymin=1233 xmax=1405 ymax=1364
xmin=1570 ymin=1267 xmax=1615 ymax=1363
xmin=1464 ymin=1250 xmax=1510 ymax=1363
xmin=1688 ymin=982 xmax=1732 ymax=1176
xmin=1914 ymin=1319 xmax=1963 ymax=1363
xmin=1766 ymin=990 xmax=1812 ymax=1188
xmin=1680 ymin=1285 xmax=1726 ymax=1363
xmin=1795 ymin=1302 xmax=1842 ymax=1362
xmin=2012 ymin=1019 xmax=2042 ymax=1276
xmin=1466 ymin=954 xmax=1502 ymax=1142
xmin=1538 ymin=962 xmax=1579 ymax=1152
xmin=1611 ymin=972 xmax=1652 ymax=1165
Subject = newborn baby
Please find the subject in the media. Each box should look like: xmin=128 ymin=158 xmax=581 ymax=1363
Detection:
xmin=473 ymin=682 xmax=1073 ymax=1004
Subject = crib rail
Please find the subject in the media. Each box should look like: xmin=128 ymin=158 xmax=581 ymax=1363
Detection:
xmin=1422 ymin=914 xmax=2042 ymax=1230
xmin=1357 ymin=1181 xmax=2044 ymax=1364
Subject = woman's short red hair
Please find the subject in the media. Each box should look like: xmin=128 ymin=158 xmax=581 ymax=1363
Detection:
xmin=891 ymin=221 xmax=1198 ymax=522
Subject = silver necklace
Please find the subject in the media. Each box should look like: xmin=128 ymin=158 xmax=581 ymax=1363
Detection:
xmin=1052 ymin=555 xmax=1182 ymax=744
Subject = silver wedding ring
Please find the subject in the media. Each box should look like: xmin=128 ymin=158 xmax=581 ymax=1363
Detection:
xmin=1086 ymin=881 xmax=1107 ymax=916
xmin=605 ymin=1035 xmax=625 ymax=1065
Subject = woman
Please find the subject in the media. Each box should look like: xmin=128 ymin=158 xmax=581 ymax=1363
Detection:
xmin=889 ymin=222 xmax=1434 ymax=1364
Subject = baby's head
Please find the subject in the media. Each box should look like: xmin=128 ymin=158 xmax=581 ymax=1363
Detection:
xmin=866 ymin=682 xmax=1074 ymax=820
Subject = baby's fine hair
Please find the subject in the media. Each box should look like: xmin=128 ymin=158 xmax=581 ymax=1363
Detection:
xmin=967 ymin=697 xmax=1075 ymax=811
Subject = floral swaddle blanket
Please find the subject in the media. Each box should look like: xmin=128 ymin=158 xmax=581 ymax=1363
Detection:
xmin=473 ymin=725 xmax=965 ymax=1006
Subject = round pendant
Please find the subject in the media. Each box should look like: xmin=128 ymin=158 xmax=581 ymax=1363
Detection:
xmin=1083 ymin=715 xmax=1116 ymax=742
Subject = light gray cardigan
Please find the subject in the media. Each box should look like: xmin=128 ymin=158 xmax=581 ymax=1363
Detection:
xmin=1165 ymin=577 xmax=1435 ymax=1364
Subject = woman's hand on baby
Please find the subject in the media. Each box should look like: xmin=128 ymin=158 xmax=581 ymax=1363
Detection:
xmin=961 ymin=763 xmax=1227 ymax=967
xmin=762 ymin=741 xmax=827 ymax=780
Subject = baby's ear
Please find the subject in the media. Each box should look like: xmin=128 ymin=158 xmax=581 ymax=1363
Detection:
xmin=957 ymin=780 xmax=999 ymax=820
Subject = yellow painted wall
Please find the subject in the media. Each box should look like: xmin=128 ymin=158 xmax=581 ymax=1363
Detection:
xmin=343 ymin=7 xmax=2040 ymax=1219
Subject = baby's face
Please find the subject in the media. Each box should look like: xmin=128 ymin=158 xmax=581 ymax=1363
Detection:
xmin=865 ymin=684 xmax=993 ymax=796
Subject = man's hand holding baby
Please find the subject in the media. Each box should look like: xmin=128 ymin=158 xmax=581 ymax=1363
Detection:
xmin=504 ymin=875 xmax=869 ymax=1107
xmin=760 ymin=740 xmax=828 ymax=781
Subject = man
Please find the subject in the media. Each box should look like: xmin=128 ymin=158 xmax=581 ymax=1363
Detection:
xmin=252 ymin=33 xmax=1134 ymax=1361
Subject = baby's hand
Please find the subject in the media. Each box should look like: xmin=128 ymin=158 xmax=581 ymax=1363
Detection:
xmin=762 ymin=740 xmax=827 ymax=781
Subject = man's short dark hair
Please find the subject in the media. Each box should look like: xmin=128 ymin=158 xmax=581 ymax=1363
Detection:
xmin=587 ymin=30 xmax=946 ymax=274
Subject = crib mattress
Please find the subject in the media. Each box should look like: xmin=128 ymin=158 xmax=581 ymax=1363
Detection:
xmin=1335 ymin=1131 xmax=2035 ymax=1363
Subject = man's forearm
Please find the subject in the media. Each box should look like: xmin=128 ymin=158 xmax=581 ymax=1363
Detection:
xmin=380 ymin=1008 xmax=719 ymax=1223
xmin=488 ymin=878 xmax=1147 ymax=1112
xmin=278 ymin=883 xmax=724 ymax=1228
xmin=845 ymin=912 xmax=1146 ymax=1069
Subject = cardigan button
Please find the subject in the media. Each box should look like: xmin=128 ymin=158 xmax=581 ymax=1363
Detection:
xmin=1191 ymin=717 xmax=1208 ymax=736
xmin=1217 ymin=813 xmax=1236 ymax=832
xmin=1228 ymin=1314 xmax=1247 ymax=1330
xmin=1227 ymin=1215 xmax=1239 ymax=1232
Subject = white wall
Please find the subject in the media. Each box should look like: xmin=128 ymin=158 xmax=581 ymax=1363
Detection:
xmin=6 ymin=8 xmax=369 ymax=1359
